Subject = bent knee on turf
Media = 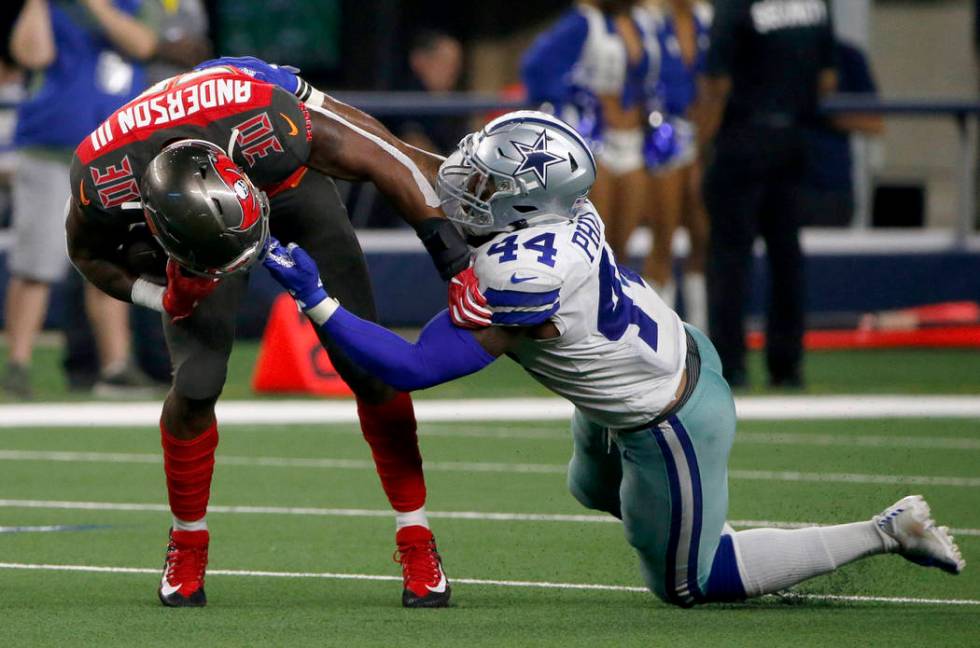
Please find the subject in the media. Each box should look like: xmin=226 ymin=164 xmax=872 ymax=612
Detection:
xmin=567 ymin=477 xmax=621 ymax=519
xmin=631 ymin=534 xmax=747 ymax=608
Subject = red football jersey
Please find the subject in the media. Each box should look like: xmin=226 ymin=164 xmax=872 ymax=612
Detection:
xmin=70 ymin=66 xmax=313 ymax=228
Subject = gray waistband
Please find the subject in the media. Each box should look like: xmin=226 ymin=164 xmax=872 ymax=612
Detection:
xmin=623 ymin=329 xmax=701 ymax=433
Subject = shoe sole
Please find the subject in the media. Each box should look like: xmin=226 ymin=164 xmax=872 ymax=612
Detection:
xmin=159 ymin=587 xmax=207 ymax=607
xmin=402 ymin=586 xmax=452 ymax=608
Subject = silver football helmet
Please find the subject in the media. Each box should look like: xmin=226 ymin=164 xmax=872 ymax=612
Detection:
xmin=437 ymin=110 xmax=597 ymax=236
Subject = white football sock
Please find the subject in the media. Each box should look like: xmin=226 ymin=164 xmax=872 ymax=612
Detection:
xmin=652 ymin=279 xmax=677 ymax=310
xmin=682 ymin=273 xmax=707 ymax=331
xmin=396 ymin=506 xmax=429 ymax=531
xmin=731 ymin=522 xmax=897 ymax=597
xmin=173 ymin=515 xmax=208 ymax=532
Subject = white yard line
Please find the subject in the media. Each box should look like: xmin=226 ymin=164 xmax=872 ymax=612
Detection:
xmin=0 ymin=562 xmax=975 ymax=606
xmin=0 ymin=524 xmax=108 ymax=534
xmin=1 ymin=498 xmax=977 ymax=537
xmin=4 ymin=422 xmax=979 ymax=450
xmin=0 ymin=449 xmax=976 ymax=487
xmin=0 ymin=396 xmax=979 ymax=428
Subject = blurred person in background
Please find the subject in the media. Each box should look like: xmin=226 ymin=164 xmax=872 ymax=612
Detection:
xmin=0 ymin=63 xmax=25 ymax=232
xmin=641 ymin=0 xmax=711 ymax=330
xmin=366 ymin=29 xmax=467 ymax=228
xmin=693 ymin=0 xmax=836 ymax=389
xmin=146 ymin=0 xmax=210 ymax=83
xmin=0 ymin=2 xmax=27 ymax=206
xmin=389 ymin=29 xmax=466 ymax=154
xmin=1 ymin=0 xmax=160 ymax=399
xmin=61 ymin=0 xmax=211 ymax=391
xmin=521 ymin=0 xmax=661 ymax=261
xmin=798 ymin=38 xmax=883 ymax=227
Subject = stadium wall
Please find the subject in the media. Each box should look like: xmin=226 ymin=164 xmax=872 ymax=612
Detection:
xmin=1 ymin=230 xmax=978 ymax=336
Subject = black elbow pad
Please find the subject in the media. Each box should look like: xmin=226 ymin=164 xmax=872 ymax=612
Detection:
xmin=416 ymin=217 xmax=470 ymax=280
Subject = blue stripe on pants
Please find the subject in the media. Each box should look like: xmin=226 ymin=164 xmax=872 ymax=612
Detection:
xmin=649 ymin=416 xmax=708 ymax=606
xmin=648 ymin=426 xmax=687 ymax=605
xmin=669 ymin=414 xmax=706 ymax=603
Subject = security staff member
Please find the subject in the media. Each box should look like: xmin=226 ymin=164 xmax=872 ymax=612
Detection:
xmin=693 ymin=0 xmax=837 ymax=388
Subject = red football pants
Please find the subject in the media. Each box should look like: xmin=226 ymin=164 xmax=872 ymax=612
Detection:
xmin=160 ymin=421 xmax=218 ymax=522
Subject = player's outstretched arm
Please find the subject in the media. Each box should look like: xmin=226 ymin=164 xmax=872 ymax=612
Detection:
xmin=304 ymin=99 xmax=470 ymax=280
xmin=305 ymin=105 xmax=443 ymax=224
xmin=263 ymin=238 xmax=517 ymax=391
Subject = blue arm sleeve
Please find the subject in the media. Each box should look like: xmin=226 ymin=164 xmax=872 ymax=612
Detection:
xmin=520 ymin=10 xmax=589 ymax=104
xmin=322 ymin=308 xmax=496 ymax=392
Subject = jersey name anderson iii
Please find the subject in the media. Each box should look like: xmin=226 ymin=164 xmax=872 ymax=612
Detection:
xmin=70 ymin=65 xmax=313 ymax=229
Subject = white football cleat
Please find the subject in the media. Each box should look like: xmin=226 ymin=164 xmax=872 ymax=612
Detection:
xmin=874 ymin=495 xmax=965 ymax=575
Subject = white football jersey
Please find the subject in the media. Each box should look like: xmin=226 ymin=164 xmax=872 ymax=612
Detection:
xmin=472 ymin=200 xmax=686 ymax=429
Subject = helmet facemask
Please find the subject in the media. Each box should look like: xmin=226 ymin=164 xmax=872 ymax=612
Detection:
xmin=438 ymin=112 xmax=598 ymax=237
xmin=437 ymin=134 xmax=523 ymax=236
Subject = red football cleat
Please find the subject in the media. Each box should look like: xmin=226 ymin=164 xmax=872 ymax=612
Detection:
xmin=394 ymin=525 xmax=451 ymax=608
xmin=158 ymin=528 xmax=209 ymax=607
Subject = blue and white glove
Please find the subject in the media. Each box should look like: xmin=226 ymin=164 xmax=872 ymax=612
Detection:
xmin=195 ymin=56 xmax=301 ymax=95
xmin=263 ymin=238 xmax=337 ymax=324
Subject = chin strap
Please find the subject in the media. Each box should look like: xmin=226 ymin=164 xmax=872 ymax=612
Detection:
xmin=415 ymin=218 xmax=471 ymax=281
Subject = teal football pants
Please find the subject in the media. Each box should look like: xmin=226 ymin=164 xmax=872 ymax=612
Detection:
xmin=567 ymin=325 xmax=740 ymax=606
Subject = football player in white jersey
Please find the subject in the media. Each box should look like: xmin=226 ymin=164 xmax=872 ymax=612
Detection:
xmin=263 ymin=111 xmax=964 ymax=606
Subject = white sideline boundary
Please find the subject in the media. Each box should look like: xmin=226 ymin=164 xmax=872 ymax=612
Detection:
xmin=1 ymin=498 xmax=977 ymax=537
xmin=4 ymin=418 xmax=980 ymax=451
xmin=0 ymin=562 xmax=976 ymax=607
xmin=0 ymin=450 xmax=977 ymax=487
xmin=0 ymin=396 xmax=979 ymax=428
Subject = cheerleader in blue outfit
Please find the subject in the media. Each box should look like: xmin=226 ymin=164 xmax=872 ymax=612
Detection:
xmin=642 ymin=0 xmax=711 ymax=331
xmin=522 ymin=0 xmax=661 ymax=260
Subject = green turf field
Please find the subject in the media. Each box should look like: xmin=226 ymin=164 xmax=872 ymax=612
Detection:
xmin=1 ymin=414 xmax=978 ymax=646
xmin=1 ymin=344 xmax=978 ymax=646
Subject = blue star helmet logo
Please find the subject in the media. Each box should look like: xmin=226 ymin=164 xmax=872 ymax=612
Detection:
xmin=511 ymin=130 xmax=565 ymax=188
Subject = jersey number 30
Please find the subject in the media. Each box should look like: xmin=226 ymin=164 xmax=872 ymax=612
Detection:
xmin=597 ymin=250 xmax=658 ymax=351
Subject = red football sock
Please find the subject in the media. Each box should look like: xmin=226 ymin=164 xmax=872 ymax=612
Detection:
xmin=160 ymin=420 xmax=218 ymax=522
xmin=357 ymin=392 xmax=426 ymax=513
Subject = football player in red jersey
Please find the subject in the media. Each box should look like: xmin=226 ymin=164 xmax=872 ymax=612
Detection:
xmin=66 ymin=58 xmax=468 ymax=608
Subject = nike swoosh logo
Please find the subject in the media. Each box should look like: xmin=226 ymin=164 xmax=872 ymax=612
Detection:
xmin=280 ymin=112 xmax=299 ymax=136
xmin=510 ymin=274 xmax=538 ymax=284
xmin=426 ymin=566 xmax=448 ymax=594
xmin=159 ymin=578 xmax=182 ymax=597
xmin=79 ymin=180 xmax=90 ymax=206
